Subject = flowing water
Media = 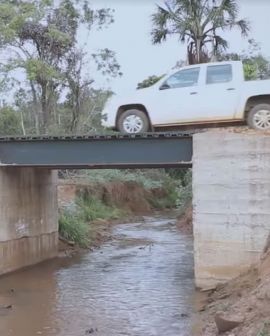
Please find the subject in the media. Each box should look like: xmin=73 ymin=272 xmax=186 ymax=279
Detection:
xmin=0 ymin=216 xmax=194 ymax=336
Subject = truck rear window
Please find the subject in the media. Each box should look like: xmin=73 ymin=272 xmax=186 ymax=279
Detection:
xmin=206 ymin=64 xmax=232 ymax=84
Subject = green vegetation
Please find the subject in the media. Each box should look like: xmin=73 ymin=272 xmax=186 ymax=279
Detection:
xmin=59 ymin=210 xmax=90 ymax=248
xmin=76 ymin=196 xmax=125 ymax=222
xmin=59 ymin=195 xmax=127 ymax=247
xmin=137 ymin=75 xmax=165 ymax=89
xmin=147 ymin=178 xmax=179 ymax=209
xmin=62 ymin=169 xmax=175 ymax=190
xmin=176 ymin=169 xmax=192 ymax=210
xmin=151 ymin=0 xmax=249 ymax=64
xmin=257 ymin=322 xmax=270 ymax=336
xmin=0 ymin=106 xmax=22 ymax=135
xmin=218 ymin=39 xmax=270 ymax=80
xmin=0 ymin=0 xmax=120 ymax=135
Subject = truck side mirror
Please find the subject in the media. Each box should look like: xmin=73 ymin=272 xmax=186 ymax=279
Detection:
xmin=159 ymin=83 xmax=170 ymax=90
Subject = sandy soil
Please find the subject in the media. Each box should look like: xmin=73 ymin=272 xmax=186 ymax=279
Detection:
xmin=194 ymin=241 xmax=270 ymax=336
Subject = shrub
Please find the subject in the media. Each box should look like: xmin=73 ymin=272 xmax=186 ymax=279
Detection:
xmin=77 ymin=196 xmax=125 ymax=221
xmin=59 ymin=210 xmax=89 ymax=248
xmin=59 ymin=195 xmax=127 ymax=247
xmin=0 ymin=106 xmax=22 ymax=135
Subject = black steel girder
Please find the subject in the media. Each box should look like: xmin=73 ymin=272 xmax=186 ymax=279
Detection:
xmin=0 ymin=133 xmax=193 ymax=169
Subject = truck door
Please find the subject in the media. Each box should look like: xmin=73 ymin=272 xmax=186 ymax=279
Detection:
xmin=151 ymin=67 xmax=201 ymax=125
xmin=195 ymin=64 xmax=240 ymax=120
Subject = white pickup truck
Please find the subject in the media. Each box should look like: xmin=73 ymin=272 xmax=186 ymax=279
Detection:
xmin=102 ymin=61 xmax=270 ymax=133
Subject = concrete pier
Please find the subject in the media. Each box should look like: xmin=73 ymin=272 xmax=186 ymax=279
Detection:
xmin=0 ymin=168 xmax=58 ymax=275
xmin=193 ymin=131 xmax=270 ymax=289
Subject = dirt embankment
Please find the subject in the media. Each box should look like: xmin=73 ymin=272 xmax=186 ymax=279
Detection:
xmin=58 ymin=179 xmax=170 ymax=214
xmin=194 ymin=239 xmax=270 ymax=336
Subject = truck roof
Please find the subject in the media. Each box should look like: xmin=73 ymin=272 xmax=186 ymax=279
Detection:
xmin=179 ymin=60 xmax=242 ymax=69
xmin=163 ymin=60 xmax=242 ymax=78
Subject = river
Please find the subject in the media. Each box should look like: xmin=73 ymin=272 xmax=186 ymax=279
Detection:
xmin=0 ymin=215 xmax=194 ymax=336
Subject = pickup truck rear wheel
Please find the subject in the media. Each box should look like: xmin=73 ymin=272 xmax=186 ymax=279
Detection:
xmin=117 ymin=109 xmax=149 ymax=134
xmin=247 ymin=104 xmax=270 ymax=130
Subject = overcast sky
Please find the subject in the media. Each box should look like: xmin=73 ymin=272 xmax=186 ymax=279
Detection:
xmin=85 ymin=0 xmax=270 ymax=94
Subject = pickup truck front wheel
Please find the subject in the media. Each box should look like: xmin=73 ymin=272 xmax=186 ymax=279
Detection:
xmin=117 ymin=109 xmax=149 ymax=134
xmin=247 ymin=104 xmax=270 ymax=130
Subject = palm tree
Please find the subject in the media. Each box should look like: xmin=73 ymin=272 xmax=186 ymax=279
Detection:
xmin=151 ymin=0 xmax=250 ymax=64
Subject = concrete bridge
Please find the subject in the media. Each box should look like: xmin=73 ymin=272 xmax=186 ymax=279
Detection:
xmin=1 ymin=131 xmax=269 ymax=289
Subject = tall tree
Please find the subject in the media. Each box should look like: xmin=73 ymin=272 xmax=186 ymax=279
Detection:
xmin=0 ymin=0 xmax=117 ymax=134
xmin=65 ymin=47 xmax=121 ymax=132
xmin=151 ymin=0 xmax=250 ymax=64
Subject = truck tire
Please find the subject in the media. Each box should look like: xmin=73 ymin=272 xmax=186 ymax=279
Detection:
xmin=117 ymin=109 xmax=150 ymax=134
xmin=247 ymin=104 xmax=270 ymax=130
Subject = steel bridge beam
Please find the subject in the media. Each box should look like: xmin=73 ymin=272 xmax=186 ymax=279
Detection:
xmin=0 ymin=133 xmax=192 ymax=169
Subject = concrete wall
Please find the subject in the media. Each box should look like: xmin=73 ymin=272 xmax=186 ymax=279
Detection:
xmin=193 ymin=132 xmax=270 ymax=289
xmin=0 ymin=168 xmax=58 ymax=275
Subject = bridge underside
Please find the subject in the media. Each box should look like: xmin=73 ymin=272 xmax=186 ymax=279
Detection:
xmin=0 ymin=133 xmax=192 ymax=169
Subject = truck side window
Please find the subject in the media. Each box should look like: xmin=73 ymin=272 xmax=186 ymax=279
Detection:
xmin=206 ymin=64 xmax=232 ymax=84
xmin=161 ymin=68 xmax=200 ymax=89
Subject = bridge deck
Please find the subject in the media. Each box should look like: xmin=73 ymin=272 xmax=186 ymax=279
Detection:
xmin=0 ymin=133 xmax=193 ymax=169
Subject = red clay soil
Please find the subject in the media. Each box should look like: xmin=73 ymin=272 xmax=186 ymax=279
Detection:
xmin=193 ymin=242 xmax=270 ymax=336
xmin=58 ymin=180 xmax=171 ymax=215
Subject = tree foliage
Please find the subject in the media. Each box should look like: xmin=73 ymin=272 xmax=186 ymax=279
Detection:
xmin=0 ymin=106 xmax=22 ymax=135
xmin=151 ymin=0 xmax=250 ymax=64
xmin=0 ymin=0 xmax=120 ymax=134
xmin=218 ymin=39 xmax=270 ymax=80
xmin=137 ymin=75 xmax=165 ymax=89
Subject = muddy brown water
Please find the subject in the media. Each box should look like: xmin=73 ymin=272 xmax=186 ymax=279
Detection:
xmin=0 ymin=216 xmax=194 ymax=336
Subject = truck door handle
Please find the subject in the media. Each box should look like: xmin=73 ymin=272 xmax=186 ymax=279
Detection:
xmin=190 ymin=92 xmax=198 ymax=95
xmin=227 ymin=88 xmax=236 ymax=91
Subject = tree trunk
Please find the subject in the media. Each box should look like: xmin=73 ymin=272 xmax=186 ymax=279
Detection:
xmin=187 ymin=43 xmax=195 ymax=65
xmin=19 ymin=109 xmax=26 ymax=136
xmin=70 ymin=86 xmax=81 ymax=133
xmin=30 ymin=80 xmax=40 ymax=134
xmin=196 ymin=38 xmax=201 ymax=64
xmin=41 ymin=84 xmax=48 ymax=134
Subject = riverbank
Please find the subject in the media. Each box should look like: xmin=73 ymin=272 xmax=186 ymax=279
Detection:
xmin=57 ymin=170 xmax=184 ymax=254
xmin=58 ymin=214 xmax=147 ymax=257
xmin=194 ymin=243 xmax=270 ymax=335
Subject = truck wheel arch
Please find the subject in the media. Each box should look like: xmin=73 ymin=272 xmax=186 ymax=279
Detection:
xmin=116 ymin=104 xmax=153 ymax=130
xmin=245 ymin=95 xmax=270 ymax=119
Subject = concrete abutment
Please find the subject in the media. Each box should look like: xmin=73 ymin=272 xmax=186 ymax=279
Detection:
xmin=0 ymin=168 xmax=58 ymax=275
xmin=193 ymin=131 xmax=270 ymax=289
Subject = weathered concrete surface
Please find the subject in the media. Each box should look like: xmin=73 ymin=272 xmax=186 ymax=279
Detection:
xmin=0 ymin=168 xmax=58 ymax=275
xmin=193 ymin=132 xmax=270 ymax=289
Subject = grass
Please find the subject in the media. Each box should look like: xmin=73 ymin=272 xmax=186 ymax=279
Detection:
xmin=257 ymin=322 xmax=270 ymax=336
xmin=59 ymin=195 xmax=127 ymax=248
xmin=59 ymin=210 xmax=90 ymax=248
xmin=77 ymin=196 xmax=126 ymax=222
